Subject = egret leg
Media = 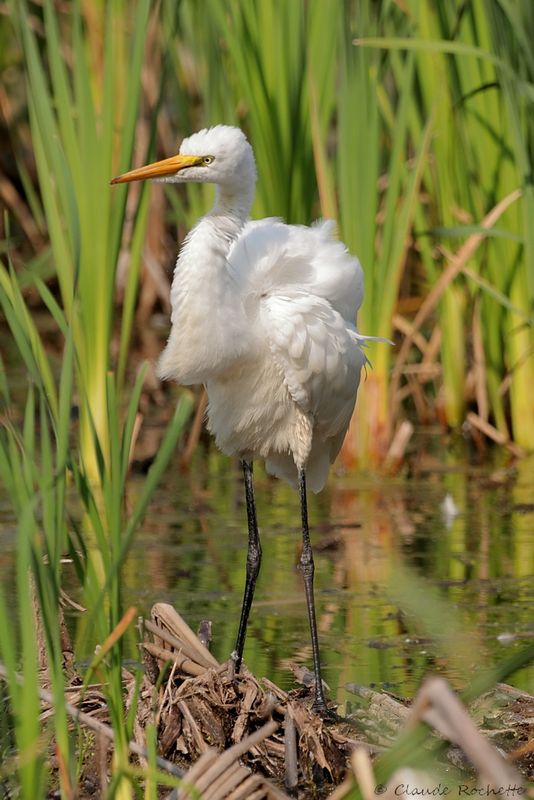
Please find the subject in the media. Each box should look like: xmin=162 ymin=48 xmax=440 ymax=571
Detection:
xmin=298 ymin=468 xmax=328 ymax=712
xmin=233 ymin=460 xmax=262 ymax=673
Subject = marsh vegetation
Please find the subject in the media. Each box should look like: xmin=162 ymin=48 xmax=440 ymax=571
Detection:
xmin=0 ymin=1 xmax=533 ymax=796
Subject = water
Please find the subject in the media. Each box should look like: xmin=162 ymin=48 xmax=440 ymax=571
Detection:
xmin=1 ymin=438 xmax=533 ymax=706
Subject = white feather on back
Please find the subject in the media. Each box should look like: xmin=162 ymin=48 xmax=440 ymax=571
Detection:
xmin=228 ymin=218 xmax=364 ymax=324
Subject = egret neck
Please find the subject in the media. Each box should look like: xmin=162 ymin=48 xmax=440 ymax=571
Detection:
xmin=158 ymin=180 xmax=255 ymax=385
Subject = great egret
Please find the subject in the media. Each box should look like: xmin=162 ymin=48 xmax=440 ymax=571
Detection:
xmin=112 ymin=125 xmax=372 ymax=713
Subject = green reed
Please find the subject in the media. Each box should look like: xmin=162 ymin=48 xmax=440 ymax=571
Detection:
xmin=16 ymin=0 xmax=152 ymax=477
xmin=356 ymin=0 xmax=534 ymax=450
xmin=0 ymin=1 xmax=193 ymax=795
xmin=0 ymin=255 xmax=192 ymax=795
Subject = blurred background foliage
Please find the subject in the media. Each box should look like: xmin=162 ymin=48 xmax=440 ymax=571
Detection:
xmin=1 ymin=0 xmax=533 ymax=466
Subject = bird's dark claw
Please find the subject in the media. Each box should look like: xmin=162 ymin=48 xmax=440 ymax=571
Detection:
xmin=312 ymin=699 xmax=340 ymax=724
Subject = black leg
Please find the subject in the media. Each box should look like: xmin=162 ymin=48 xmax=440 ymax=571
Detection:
xmin=233 ymin=460 xmax=262 ymax=673
xmin=298 ymin=468 xmax=328 ymax=712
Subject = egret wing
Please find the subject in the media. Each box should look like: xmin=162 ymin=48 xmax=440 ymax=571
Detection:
xmin=260 ymin=292 xmax=366 ymax=440
xmin=227 ymin=218 xmax=364 ymax=325
xmin=225 ymin=217 xmax=368 ymax=491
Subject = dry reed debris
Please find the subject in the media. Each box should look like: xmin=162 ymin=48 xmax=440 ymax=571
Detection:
xmin=134 ymin=603 xmax=362 ymax=798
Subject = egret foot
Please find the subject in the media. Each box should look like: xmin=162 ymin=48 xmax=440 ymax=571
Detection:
xmin=312 ymin=701 xmax=340 ymax=724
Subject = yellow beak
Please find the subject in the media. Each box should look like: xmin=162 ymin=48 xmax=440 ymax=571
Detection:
xmin=110 ymin=154 xmax=203 ymax=185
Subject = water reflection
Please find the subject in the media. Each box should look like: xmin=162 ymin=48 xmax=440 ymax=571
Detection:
xmin=122 ymin=447 xmax=534 ymax=703
xmin=0 ymin=444 xmax=532 ymax=704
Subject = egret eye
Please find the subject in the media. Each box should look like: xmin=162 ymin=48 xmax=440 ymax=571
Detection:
xmin=202 ymin=155 xmax=215 ymax=166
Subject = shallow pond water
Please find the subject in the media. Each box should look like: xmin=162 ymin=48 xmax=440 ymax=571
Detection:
xmin=1 ymin=435 xmax=533 ymax=707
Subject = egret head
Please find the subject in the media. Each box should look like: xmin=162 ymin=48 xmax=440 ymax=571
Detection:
xmin=111 ymin=125 xmax=256 ymax=192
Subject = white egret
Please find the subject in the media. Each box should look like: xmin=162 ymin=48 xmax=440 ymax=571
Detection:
xmin=112 ymin=125 xmax=373 ymax=713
